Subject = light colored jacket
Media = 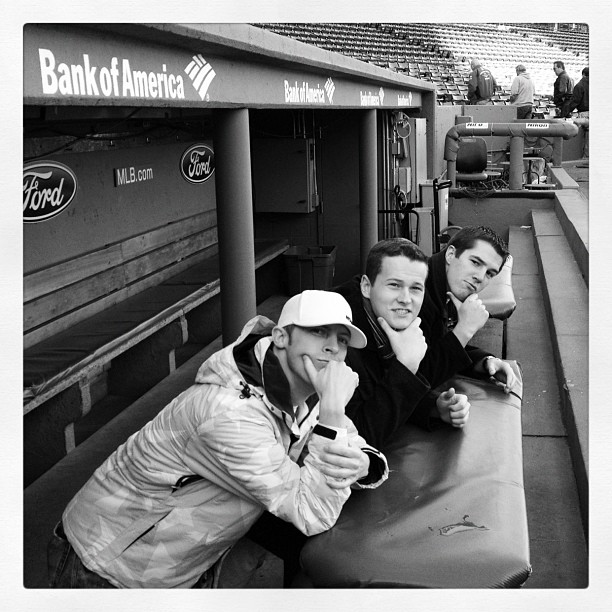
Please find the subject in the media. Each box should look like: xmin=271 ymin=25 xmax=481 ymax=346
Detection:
xmin=63 ymin=316 xmax=388 ymax=588
xmin=510 ymin=72 xmax=535 ymax=106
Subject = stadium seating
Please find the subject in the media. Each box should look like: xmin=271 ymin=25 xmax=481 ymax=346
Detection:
xmin=255 ymin=23 xmax=588 ymax=107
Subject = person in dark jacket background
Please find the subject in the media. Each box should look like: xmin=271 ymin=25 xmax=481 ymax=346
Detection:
xmin=568 ymin=66 xmax=589 ymax=114
xmin=553 ymin=60 xmax=574 ymax=117
xmin=417 ymin=226 xmax=516 ymax=392
xmin=568 ymin=67 xmax=589 ymax=158
xmin=467 ymin=58 xmax=497 ymax=104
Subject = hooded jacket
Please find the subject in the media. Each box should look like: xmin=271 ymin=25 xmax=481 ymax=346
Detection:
xmin=510 ymin=71 xmax=535 ymax=107
xmin=62 ymin=316 xmax=388 ymax=588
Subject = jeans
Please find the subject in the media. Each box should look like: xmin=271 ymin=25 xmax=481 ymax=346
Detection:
xmin=516 ymin=105 xmax=533 ymax=120
xmin=246 ymin=511 xmax=307 ymax=587
xmin=47 ymin=522 xmax=116 ymax=588
xmin=47 ymin=521 xmax=214 ymax=588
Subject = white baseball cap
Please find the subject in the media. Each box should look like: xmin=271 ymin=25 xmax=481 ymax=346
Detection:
xmin=277 ymin=290 xmax=367 ymax=349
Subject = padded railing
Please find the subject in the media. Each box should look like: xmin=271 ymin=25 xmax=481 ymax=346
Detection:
xmin=299 ymin=362 xmax=530 ymax=588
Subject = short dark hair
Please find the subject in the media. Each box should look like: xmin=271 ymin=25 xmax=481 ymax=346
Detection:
xmin=582 ymin=67 xmax=589 ymax=76
xmin=283 ymin=323 xmax=296 ymax=341
xmin=447 ymin=226 xmax=509 ymax=264
xmin=554 ymin=61 xmax=565 ymax=70
xmin=365 ymin=238 xmax=428 ymax=283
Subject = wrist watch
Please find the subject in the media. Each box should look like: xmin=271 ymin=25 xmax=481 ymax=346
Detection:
xmin=313 ymin=424 xmax=338 ymax=440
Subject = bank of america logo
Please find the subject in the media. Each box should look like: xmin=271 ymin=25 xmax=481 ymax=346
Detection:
xmin=324 ymin=77 xmax=335 ymax=103
xmin=185 ymin=55 xmax=216 ymax=100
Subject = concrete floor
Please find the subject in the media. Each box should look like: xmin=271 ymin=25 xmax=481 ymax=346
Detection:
xmin=505 ymin=226 xmax=588 ymax=588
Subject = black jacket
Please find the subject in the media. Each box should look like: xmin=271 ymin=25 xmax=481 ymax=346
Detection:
xmin=333 ymin=277 xmax=435 ymax=449
xmin=417 ymin=250 xmax=490 ymax=387
xmin=553 ymin=70 xmax=574 ymax=116
xmin=568 ymin=76 xmax=588 ymax=113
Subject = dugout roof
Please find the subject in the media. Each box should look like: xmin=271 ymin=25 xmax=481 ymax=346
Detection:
xmin=24 ymin=23 xmax=436 ymax=110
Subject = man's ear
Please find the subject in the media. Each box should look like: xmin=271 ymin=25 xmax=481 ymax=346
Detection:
xmin=444 ymin=245 xmax=456 ymax=264
xmin=271 ymin=326 xmax=289 ymax=349
xmin=360 ymin=274 xmax=372 ymax=299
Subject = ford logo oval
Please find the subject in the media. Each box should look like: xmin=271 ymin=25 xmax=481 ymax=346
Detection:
xmin=180 ymin=144 xmax=215 ymax=184
xmin=23 ymin=160 xmax=78 ymax=223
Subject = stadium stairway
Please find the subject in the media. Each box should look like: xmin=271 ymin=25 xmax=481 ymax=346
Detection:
xmin=502 ymin=178 xmax=588 ymax=587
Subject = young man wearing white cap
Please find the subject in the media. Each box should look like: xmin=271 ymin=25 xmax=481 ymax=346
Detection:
xmin=49 ymin=290 xmax=388 ymax=588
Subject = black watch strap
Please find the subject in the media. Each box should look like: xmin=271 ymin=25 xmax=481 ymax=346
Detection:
xmin=313 ymin=424 xmax=338 ymax=440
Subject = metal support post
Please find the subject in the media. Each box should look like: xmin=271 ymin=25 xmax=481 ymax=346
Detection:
xmin=509 ymin=136 xmax=524 ymax=190
xmin=359 ymin=110 xmax=378 ymax=273
xmin=213 ymin=108 xmax=257 ymax=345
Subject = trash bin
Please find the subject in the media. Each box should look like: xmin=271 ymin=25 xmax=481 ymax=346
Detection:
xmin=283 ymin=245 xmax=336 ymax=296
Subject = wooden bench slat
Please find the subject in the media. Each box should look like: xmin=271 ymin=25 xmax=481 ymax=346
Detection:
xmin=122 ymin=228 xmax=217 ymax=287
xmin=24 ymin=210 xmax=217 ymax=302
xmin=120 ymin=209 xmax=216 ymax=262
xmin=24 ymin=246 xmax=219 ymax=349
xmin=25 ymin=267 xmax=127 ymax=333
xmin=24 ymin=232 xmax=218 ymax=343
xmin=24 ymin=244 xmax=124 ymax=303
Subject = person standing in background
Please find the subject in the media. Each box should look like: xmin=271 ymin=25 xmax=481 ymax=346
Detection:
xmin=510 ymin=64 xmax=535 ymax=119
xmin=568 ymin=67 xmax=589 ymax=158
xmin=467 ymin=59 xmax=497 ymax=105
xmin=553 ymin=61 xmax=574 ymax=117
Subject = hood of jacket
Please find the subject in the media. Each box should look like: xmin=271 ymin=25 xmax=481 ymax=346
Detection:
xmin=195 ymin=315 xmax=274 ymax=387
xmin=194 ymin=315 xmax=307 ymax=435
xmin=519 ymin=72 xmax=531 ymax=80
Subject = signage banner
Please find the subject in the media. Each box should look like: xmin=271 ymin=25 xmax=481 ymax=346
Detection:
xmin=23 ymin=160 xmax=78 ymax=223
xmin=24 ymin=25 xmax=423 ymax=109
xmin=180 ymin=144 xmax=215 ymax=184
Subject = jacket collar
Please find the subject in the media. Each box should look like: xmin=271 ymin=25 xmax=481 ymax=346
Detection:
xmin=232 ymin=332 xmax=315 ymax=436
xmin=428 ymin=249 xmax=449 ymax=307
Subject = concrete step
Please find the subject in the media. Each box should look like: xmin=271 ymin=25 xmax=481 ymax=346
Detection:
xmin=554 ymin=189 xmax=589 ymax=285
xmin=506 ymin=226 xmax=566 ymax=437
xmin=530 ymin=210 xmax=588 ymax=536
